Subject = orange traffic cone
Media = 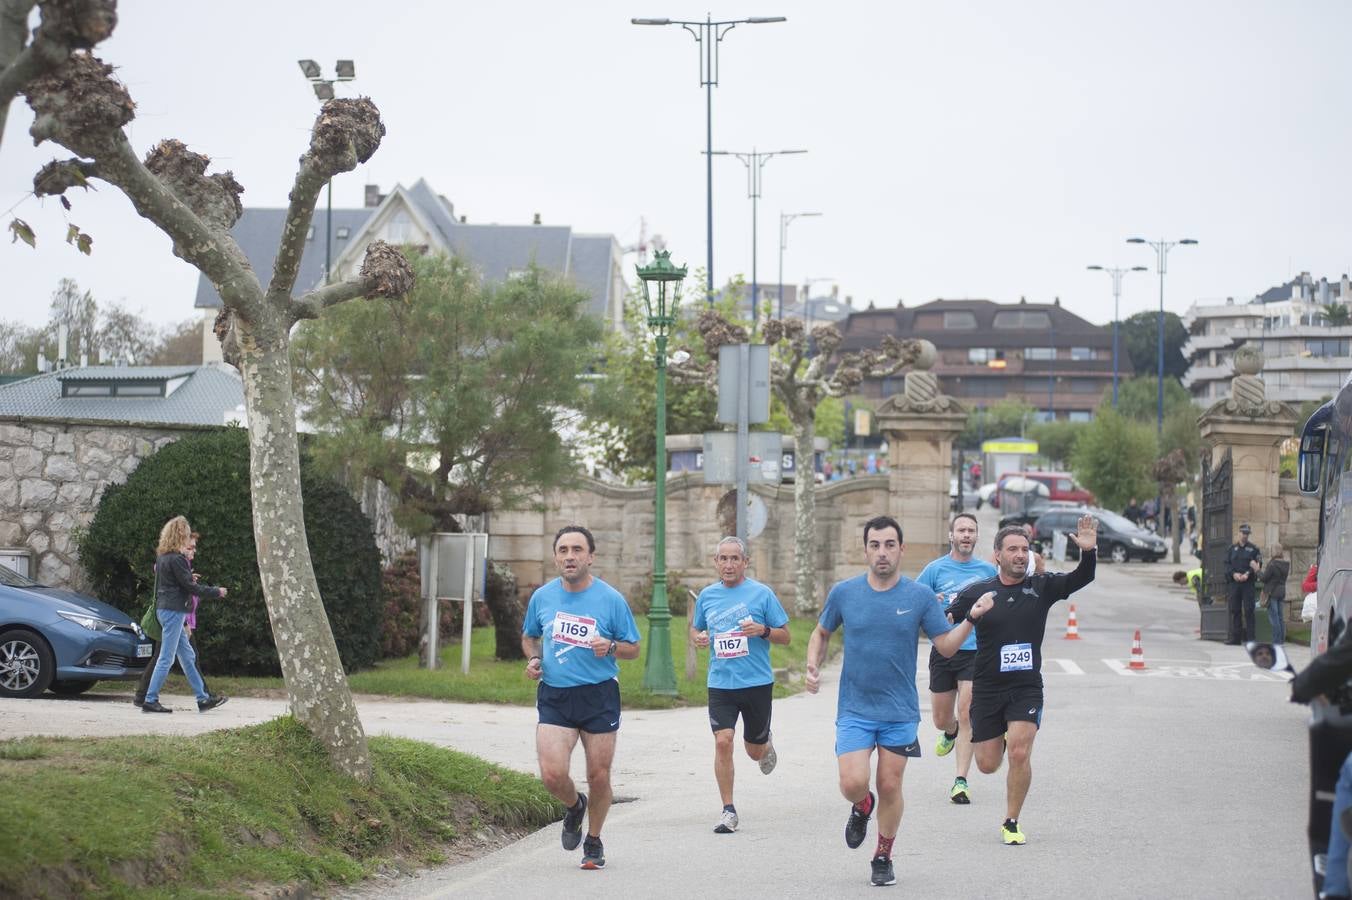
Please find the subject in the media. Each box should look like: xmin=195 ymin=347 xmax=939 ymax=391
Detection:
xmin=1129 ymin=629 xmax=1146 ymax=669
xmin=1064 ymin=605 xmax=1082 ymax=640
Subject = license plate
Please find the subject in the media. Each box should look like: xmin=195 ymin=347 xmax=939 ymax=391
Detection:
xmin=136 ymin=643 xmax=153 ymax=658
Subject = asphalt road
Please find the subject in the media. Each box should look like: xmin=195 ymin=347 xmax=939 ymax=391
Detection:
xmin=0 ymin=538 xmax=1313 ymax=899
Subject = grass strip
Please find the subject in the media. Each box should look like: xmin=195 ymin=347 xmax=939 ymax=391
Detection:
xmin=0 ymin=717 xmax=556 ymax=899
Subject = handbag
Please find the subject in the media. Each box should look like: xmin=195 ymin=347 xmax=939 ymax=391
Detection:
xmin=140 ymin=566 xmax=162 ymax=641
xmin=1302 ymin=592 xmax=1318 ymax=623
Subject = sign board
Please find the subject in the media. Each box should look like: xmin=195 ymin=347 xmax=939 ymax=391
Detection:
xmin=419 ymin=533 xmax=488 ymax=600
xmin=717 ymin=344 xmax=771 ymax=425
xmin=981 ymin=439 xmax=1038 ymax=455
xmin=703 ymin=431 xmax=783 ymax=484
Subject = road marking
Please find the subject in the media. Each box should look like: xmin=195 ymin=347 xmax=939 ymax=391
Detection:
xmin=1045 ymin=658 xmax=1084 ymax=675
xmin=1100 ymin=658 xmax=1289 ymax=681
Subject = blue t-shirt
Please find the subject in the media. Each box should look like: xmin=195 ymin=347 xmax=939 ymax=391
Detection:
xmin=818 ymin=574 xmax=953 ymax=723
xmin=915 ymin=555 xmax=998 ymax=652
xmin=693 ymin=577 xmax=790 ymax=690
xmin=522 ymin=577 xmax=641 ymax=689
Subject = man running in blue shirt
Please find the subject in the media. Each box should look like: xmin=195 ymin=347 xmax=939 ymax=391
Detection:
xmin=916 ymin=512 xmax=997 ymax=805
xmin=806 ymin=515 xmax=993 ymax=887
xmin=523 ymin=525 xmax=641 ymax=871
xmin=691 ymin=536 xmax=792 ymax=834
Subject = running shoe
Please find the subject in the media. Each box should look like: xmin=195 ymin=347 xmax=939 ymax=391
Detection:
xmin=845 ymin=791 xmax=875 ymax=849
xmin=580 ymin=835 xmax=605 ymax=870
xmin=950 ymin=777 xmax=970 ymax=805
xmin=870 ymin=855 xmax=896 ymax=886
xmin=1002 ymin=819 xmax=1026 ymax=845
xmin=561 ymin=793 xmax=587 ymax=851
xmin=759 ymin=735 xmax=778 ymax=775
xmin=935 ymin=730 xmax=956 ymax=757
xmin=713 ymin=808 xmax=739 ymax=834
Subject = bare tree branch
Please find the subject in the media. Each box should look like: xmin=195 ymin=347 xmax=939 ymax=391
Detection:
xmin=268 ymin=98 xmax=385 ymax=301
xmin=288 ymin=278 xmax=371 ymax=321
xmin=287 ymin=240 xmax=414 ymax=324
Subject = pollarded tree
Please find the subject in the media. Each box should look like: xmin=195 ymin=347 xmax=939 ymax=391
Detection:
xmin=675 ymin=311 xmax=923 ymax=614
xmin=4 ymin=3 xmax=414 ymax=780
xmin=292 ymin=254 xmax=605 ymax=660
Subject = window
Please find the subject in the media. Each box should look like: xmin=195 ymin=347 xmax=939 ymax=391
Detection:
xmin=943 ymin=311 xmax=977 ymax=330
xmin=1034 ymin=410 xmax=1055 ymax=423
xmin=914 ymin=312 xmax=943 ymax=329
xmin=1068 ymin=411 xmax=1091 ymax=423
xmin=993 ymin=310 xmax=1051 ymax=329
xmin=63 ymin=383 xmax=111 ymax=397
xmin=1070 ymin=347 xmax=1093 ymax=360
xmin=1307 ymin=339 xmax=1350 ymax=358
xmin=1025 ymin=347 xmax=1055 ymax=360
xmin=1056 ymin=478 xmax=1074 ymax=492
xmin=966 ymin=379 xmax=1008 ymax=397
xmin=1070 ymin=378 xmax=1101 ymax=394
xmin=113 ymin=383 xmax=163 ymax=397
xmin=968 ymin=348 xmax=1003 ymax=364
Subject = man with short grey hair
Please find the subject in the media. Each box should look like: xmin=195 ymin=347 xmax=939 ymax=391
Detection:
xmin=691 ymin=536 xmax=791 ymax=834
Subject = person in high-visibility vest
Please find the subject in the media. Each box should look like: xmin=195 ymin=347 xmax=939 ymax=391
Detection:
xmin=1173 ymin=568 xmax=1204 ymax=602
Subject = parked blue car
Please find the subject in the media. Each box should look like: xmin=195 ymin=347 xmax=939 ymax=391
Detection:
xmin=0 ymin=564 xmax=153 ymax=698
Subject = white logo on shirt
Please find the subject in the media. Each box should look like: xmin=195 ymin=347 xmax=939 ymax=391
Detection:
xmin=896 ymin=608 xmax=912 ymax=616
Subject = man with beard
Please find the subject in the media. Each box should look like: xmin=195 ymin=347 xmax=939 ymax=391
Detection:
xmin=806 ymin=515 xmax=993 ymax=886
xmin=916 ymin=512 xmax=997 ymax=805
xmin=523 ymin=525 xmax=641 ymax=871
xmin=946 ymin=515 xmax=1098 ymax=846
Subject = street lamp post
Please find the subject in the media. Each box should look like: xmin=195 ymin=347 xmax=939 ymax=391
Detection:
xmin=1086 ymin=264 xmax=1149 ymax=407
xmin=631 ymin=16 xmax=787 ymax=299
xmin=712 ymin=149 xmax=807 ymax=328
xmin=1126 ymin=237 xmax=1199 ymax=436
xmin=298 ymin=58 xmax=356 ymax=285
xmin=778 ymin=211 xmax=822 ymax=320
xmin=636 ymin=249 xmax=687 ymax=695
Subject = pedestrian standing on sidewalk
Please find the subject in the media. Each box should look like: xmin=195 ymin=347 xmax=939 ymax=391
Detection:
xmin=1226 ymin=524 xmax=1263 ymax=645
xmin=522 ymin=524 xmax=640 ymax=871
xmin=142 ymin=516 xmax=229 ymax=714
xmin=805 ymin=515 xmax=989 ymax=887
xmin=1259 ymin=543 xmax=1290 ymax=645
xmin=916 ymin=512 xmax=996 ymax=806
xmin=690 ymin=536 xmax=791 ymax=834
xmin=946 ymin=515 xmax=1099 ymax=846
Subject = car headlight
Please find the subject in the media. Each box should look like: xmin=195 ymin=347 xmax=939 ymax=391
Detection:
xmin=1130 ymin=538 xmax=1146 ymax=548
xmin=57 ymin=610 xmax=120 ymax=632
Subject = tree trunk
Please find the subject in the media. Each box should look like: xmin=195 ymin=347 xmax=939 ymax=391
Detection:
xmin=792 ymin=416 xmax=818 ymax=616
xmin=1165 ymin=482 xmax=1182 ymax=564
xmin=485 ymin=561 xmax=524 ymax=661
xmin=237 ymin=320 xmax=371 ymax=781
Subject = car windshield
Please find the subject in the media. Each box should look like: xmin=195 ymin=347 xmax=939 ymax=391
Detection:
xmin=0 ymin=566 xmax=41 ymax=588
xmin=1094 ymin=510 xmax=1138 ymax=531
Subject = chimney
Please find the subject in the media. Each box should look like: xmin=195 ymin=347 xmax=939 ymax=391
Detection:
xmin=37 ymin=351 xmax=47 ymax=372
xmin=1342 ymin=274 xmax=1350 ymax=300
xmin=364 ymin=184 xmax=383 ymax=208
xmin=831 ymin=285 xmax=839 ymax=299
xmin=57 ymin=322 xmax=69 ymax=368
xmin=532 ymin=212 xmax=542 ymax=225
xmin=459 ymin=215 xmax=466 ymax=223
xmin=79 ymin=352 xmax=88 ymax=367
xmin=845 ymin=295 xmax=853 ymax=306
xmin=1320 ymin=278 xmax=1330 ymax=305
xmin=1053 ymin=296 xmax=1061 ymax=306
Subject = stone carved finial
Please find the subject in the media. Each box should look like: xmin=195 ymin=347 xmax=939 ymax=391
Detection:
xmin=1233 ymin=343 xmax=1263 ymax=377
xmin=1210 ymin=342 xmax=1283 ymax=418
xmin=880 ymin=339 xmax=959 ymax=414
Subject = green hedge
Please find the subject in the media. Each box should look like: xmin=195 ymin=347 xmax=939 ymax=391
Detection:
xmin=79 ymin=428 xmax=382 ymax=675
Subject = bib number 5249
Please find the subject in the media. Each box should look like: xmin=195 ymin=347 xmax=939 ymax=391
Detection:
xmin=999 ymin=642 xmax=1033 ymax=672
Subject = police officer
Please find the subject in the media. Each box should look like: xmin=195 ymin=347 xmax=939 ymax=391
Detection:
xmin=1225 ymin=523 xmax=1262 ymax=645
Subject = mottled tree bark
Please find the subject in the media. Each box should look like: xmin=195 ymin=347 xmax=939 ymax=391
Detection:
xmin=791 ymin=414 xmax=818 ymax=615
xmin=15 ymin=41 xmax=413 ymax=780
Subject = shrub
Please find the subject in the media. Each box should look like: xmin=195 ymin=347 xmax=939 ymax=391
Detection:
xmin=626 ymin=569 xmax=691 ymax=617
xmin=79 ymin=428 xmax=382 ymax=675
xmin=378 ymin=551 xmax=458 ymax=659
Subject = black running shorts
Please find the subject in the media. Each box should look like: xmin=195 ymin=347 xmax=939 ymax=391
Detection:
xmin=707 ymin=683 xmax=774 ymax=744
xmin=969 ymin=685 xmax=1044 ymax=744
xmin=537 ymin=679 xmax=622 ymax=734
xmin=928 ymin=648 xmax=977 ymax=693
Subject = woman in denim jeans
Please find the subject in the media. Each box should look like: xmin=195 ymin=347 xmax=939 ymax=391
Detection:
xmin=1259 ymin=544 xmax=1290 ymax=645
xmin=142 ymin=516 xmax=229 ymax=714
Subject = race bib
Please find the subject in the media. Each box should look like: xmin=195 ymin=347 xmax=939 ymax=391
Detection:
xmin=999 ymin=642 xmax=1033 ymax=672
xmin=713 ymin=631 xmax=749 ymax=659
xmin=552 ymin=611 xmax=597 ymax=648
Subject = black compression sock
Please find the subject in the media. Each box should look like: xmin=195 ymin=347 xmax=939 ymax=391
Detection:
xmin=569 ymin=794 xmax=586 ymax=812
xmin=944 ymin=729 xmax=958 ymax=740
xmin=723 ymin=804 xmax=736 ymax=813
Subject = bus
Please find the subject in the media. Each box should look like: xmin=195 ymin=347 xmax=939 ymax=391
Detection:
xmin=1298 ymin=394 xmax=1347 ymax=654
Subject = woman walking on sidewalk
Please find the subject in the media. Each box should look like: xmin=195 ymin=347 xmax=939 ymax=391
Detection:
xmin=142 ymin=516 xmax=229 ymax=714
xmin=1259 ymin=543 xmax=1290 ymax=645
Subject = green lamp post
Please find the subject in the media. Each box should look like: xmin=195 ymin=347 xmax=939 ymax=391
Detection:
xmin=636 ymin=249 xmax=687 ymax=695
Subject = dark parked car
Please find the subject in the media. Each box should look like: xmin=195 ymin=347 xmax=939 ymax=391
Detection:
xmin=1031 ymin=507 xmax=1168 ymax=564
xmin=0 ymin=565 xmax=152 ymax=698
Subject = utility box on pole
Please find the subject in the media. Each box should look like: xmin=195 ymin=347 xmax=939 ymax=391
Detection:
xmin=418 ymin=533 xmax=489 ymax=674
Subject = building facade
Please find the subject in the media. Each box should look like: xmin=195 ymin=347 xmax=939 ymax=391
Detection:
xmin=1182 ymin=272 xmax=1352 ymax=405
xmin=836 ymin=298 xmax=1126 ymax=421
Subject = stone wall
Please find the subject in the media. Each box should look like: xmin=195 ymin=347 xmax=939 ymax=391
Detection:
xmin=0 ymin=419 xmax=210 ymax=589
xmin=489 ymin=473 xmax=893 ymax=612
xmin=1277 ymin=476 xmax=1321 ymax=621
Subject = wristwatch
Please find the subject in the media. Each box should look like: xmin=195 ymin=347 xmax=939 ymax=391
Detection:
xmin=607 ymin=640 xmax=617 ymax=657
xmin=761 ymin=624 xmax=772 ymax=639
xmin=965 ymin=612 xmax=979 ymax=625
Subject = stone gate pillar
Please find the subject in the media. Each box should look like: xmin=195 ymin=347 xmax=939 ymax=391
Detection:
xmin=1198 ymin=344 xmax=1298 ymax=556
xmin=875 ymin=341 xmax=966 ymax=567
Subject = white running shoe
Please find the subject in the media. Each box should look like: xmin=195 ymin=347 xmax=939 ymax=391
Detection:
xmin=713 ymin=808 xmax=739 ymax=834
xmin=759 ymin=736 xmax=778 ymax=775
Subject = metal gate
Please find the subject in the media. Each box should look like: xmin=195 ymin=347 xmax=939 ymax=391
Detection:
xmin=1201 ymin=448 xmax=1233 ymax=629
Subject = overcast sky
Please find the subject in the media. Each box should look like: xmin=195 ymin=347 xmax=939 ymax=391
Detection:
xmin=3 ymin=0 xmax=1350 ymax=331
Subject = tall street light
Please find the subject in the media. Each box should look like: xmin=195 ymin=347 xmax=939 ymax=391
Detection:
xmin=778 ymin=211 xmax=822 ymax=320
xmin=631 ymin=16 xmax=788 ymax=299
xmin=712 ymin=148 xmax=807 ymax=328
xmin=1126 ymin=237 xmax=1198 ymax=436
xmin=636 ymin=249 xmax=687 ymax=695
xmin=298 ymin=58 xmax=356 ymax=284
xmin=1086 ymin=264 xmax=1148 ymax=407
